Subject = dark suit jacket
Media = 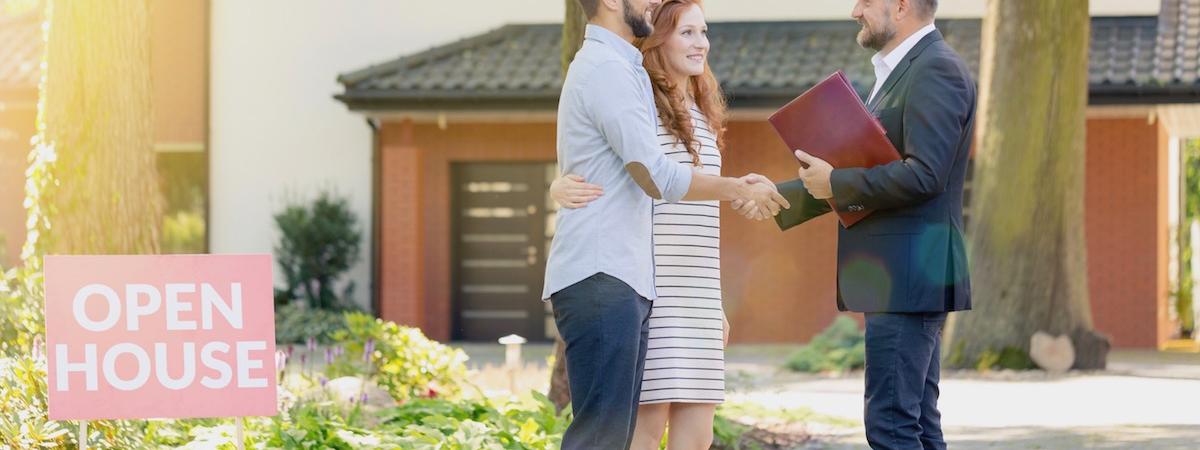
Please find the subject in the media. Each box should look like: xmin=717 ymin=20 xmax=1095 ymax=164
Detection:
xmin=775 ymin=30 xmax=976 ymax=313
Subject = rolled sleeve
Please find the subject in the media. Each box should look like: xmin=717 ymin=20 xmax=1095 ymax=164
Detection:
xmin=584 ymin=60 xmax=693 ymax=202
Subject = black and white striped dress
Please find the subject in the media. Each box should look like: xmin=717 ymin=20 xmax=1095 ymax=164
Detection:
xmin=640 ymin=106 xmax=725 ymax=405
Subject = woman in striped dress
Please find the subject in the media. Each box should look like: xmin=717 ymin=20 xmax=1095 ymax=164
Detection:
xmin=550 ymin=1 xmax=769 ymax=448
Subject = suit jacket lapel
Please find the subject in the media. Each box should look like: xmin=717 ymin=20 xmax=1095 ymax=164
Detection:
xmin=868 ymin=30 xmax=944 ymax=112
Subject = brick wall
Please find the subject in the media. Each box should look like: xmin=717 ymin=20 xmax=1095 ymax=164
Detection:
xmin=376 ymin=116 xmax=1170 ymax=347
xmin=378 ymin=120 xmax=558 ymax=341
xmin=1084 ymin=117 xmax=1170 ymax=348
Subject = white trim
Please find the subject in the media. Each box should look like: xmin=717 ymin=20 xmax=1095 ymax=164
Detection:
xmin=1086 ymin=105 xmax=1156 ymax=119
xmin=369 ymin=110 xmax=557 ymax=124
xmin=1157 ymin=105 xmax=1200 ymax=139
xmin=0 ymin=101 xmax=37 ymax=111
xmin=154 ymin=142 xmax=206 ymax=153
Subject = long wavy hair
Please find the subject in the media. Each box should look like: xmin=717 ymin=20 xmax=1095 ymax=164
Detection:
xmin=637 ymin=0 xmax=727 ymax=167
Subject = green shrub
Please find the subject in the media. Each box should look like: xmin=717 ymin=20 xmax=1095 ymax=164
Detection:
xmin=275 ymin=302 xmax=349 ymax=344
xmin=382 ymin=393 xmax=568 ymax=450
xmin=0 ymin=266 xmax=44 ymax=357
xmin=785 ymin=316 xmax=866 ymax=373
xmin=0 ymin=356 xmax=152 ymax=449
xmin=976 ymin=346 xmax=1036 ymax=371
xmin=162 ymin=210 xmax=206 ymax=254
xmin=326 ymin=312 xmax=470 ymax=402
xmin=274 ymin=190 xmax=362 ymax=310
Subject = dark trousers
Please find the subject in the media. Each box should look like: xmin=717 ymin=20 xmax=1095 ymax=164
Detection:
xmin=550 ymin=273 xmax=652 ymax=450
xmin=864 ymin=312 xmax=949 ymax=450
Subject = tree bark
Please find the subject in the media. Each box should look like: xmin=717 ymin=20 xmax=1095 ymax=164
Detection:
xmin=548 ymin=0 xmax=587 ymax=413
xmin=39 ymin=0 xmax=161 ymax=256
xmin=945 ymin=0 xmax=1108 ymax=370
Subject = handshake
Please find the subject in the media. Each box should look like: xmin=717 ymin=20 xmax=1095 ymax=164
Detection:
xmin=729 ymin=173 xmax=789 ymax=221
xmin=549 ymin=171 xmax=792 ymax=221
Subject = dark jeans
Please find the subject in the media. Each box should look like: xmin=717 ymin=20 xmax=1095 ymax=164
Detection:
xmin=864 ymin=312 xmax=949 ymax=450
xmin=550 ymin=273 xmax=652 ymax=450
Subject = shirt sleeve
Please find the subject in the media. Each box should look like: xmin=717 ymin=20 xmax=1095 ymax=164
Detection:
xmin=582 ymin=60 xmax=693 ymax=202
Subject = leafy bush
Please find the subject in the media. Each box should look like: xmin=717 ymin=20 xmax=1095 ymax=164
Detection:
xmin=382 ymin=393 xmax=568 ymax=450
xmin=975 ymin=346 xmax=1036 ymax=371
xmin=275 ymin=301 xmax=349 ymax=344
xmin=0 ymin=356 xmax=153 ymax=449
xmin=0 ymin=266 xmax=43 ymax=357
xmin=274 ymin=190 xmax=362 ymax=310
xmin=326 ymin=313 xmax=470 ymax=402
xmin=162 ymin=210 xmax=206 ymax=254
xmin=785 ymin=316 xmax=866 ymax=374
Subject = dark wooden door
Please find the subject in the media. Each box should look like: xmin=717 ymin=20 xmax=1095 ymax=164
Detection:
xmin=451 ymin=163 xmax=557 ymax=341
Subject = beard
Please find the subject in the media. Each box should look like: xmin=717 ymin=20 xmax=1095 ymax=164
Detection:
xmin=856 ymin=18 xmax=896 ymax=51
xmin=623 ymin=0 xmax=654 ymax=38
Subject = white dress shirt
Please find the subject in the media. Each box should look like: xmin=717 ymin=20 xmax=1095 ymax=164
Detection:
xmin=867 ymin=23 xmax=938 ymax=104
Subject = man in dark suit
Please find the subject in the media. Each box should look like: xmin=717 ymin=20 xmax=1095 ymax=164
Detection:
xmin=750 ymin=0 xmax=975 ymax=448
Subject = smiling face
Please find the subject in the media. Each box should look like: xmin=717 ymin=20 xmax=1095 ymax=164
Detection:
xmin=660 ymin=4 xmax=709 ymax=81
xmin=851 ymin=0 xmax=898 ymax=51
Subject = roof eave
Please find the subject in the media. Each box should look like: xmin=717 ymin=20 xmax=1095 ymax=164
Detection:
xmin=337 ymin=85 xmax=1200 ymax=112
xmin=1088 ymin=84 xmax=1200 ymax=105
xmin=335 ymin=90 xmax=560 ymax=112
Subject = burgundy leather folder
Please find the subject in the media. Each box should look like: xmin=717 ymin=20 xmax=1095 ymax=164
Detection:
xmin=767 ymin=71 xmax=901 ymax=227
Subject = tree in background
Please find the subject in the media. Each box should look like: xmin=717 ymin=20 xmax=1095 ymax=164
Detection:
xmin=4 ymin=0 xmax=162 ymax=351
xmin=547 ymin=0 xmax=587 ymax=412
xmin=946 ymin=0 xmax=1109 ymax=370
xmin=34 ymin=0 xmax=162 ymax=257
xmin=0 ymin=1 xmax=163 ymax=447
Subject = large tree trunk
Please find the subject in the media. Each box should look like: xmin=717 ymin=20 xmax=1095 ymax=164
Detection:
xmin=37 ymin=0 xmax=161 ymax=256
xmin=548 ymin=0 xmax=587 ymax=413
xmin=945 ymin=0 xmax=1109 ymax=370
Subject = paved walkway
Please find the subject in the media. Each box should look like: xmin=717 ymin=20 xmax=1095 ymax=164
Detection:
xmin=455 ymin=343 xmax=1200 ymax=449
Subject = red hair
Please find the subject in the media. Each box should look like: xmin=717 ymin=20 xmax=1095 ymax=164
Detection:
xmin=637 ymin=0 xmax=727 ymax=166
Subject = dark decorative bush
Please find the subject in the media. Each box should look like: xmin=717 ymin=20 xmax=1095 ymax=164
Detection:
xmin=274 ymin=190 xmax=362 ymax=311
xmin=274 ymin=302 xmax=349 ymax=344
xmin=785 ymin=316 xmax=866 ymax=374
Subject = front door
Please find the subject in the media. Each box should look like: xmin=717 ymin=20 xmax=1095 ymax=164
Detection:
xmin=451 ymin=163 xmax=558 ymax=341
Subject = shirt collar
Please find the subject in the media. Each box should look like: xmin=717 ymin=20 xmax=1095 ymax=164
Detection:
xmin=872 ymin=23 xmax=938 ymax=71
xmin=585 ymin=24 xmax=643 ymax=66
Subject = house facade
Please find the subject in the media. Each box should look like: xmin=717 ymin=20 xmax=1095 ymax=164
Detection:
xmin=336 ymin=7 xmax=1200 ymax=348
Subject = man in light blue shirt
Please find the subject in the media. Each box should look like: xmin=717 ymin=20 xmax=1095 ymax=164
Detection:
xmin=544 ymin=1 xmax=789 ymax=448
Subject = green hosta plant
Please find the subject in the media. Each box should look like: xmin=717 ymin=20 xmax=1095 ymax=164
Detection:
xmin=326 ymin=312 xmax=470 ymax=402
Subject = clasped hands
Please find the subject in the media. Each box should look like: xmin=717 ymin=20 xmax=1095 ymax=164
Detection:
xmin=549 ymin=148 xmax=836 ymax=222
xmin=731 ymin=149 xmax=834 ymax=220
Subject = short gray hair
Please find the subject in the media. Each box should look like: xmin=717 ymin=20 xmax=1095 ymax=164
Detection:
xmin=915 ymin=0 xmax=938 ymax=18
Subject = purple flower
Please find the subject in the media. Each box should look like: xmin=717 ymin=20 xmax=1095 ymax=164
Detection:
xmin=360 ymin=392 xmax=368 ymax=404
xmin=324 ymin=348 xmax=334 ymax=365
xmin=31 ymin=335 xmax=43 ymax=361
xmin=275 ymin=350 xmax=288 ymax=372
xmin=306 ymin=336 xmax=317 ymax=353
xmin=286 ymin=344 xmax=294 ymax=357
xmin=362 ymin=339 xmax=375 ymax=364
xmin=319 ymin=376 xmax=328 ymax=387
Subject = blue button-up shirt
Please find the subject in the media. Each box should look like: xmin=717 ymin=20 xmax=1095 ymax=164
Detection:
xmin=541 ymin=24 xmax=694 ymax=301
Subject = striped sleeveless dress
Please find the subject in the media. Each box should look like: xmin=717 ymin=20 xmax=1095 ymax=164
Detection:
xmin=639 ymin=106 xmax=725 ymax=405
